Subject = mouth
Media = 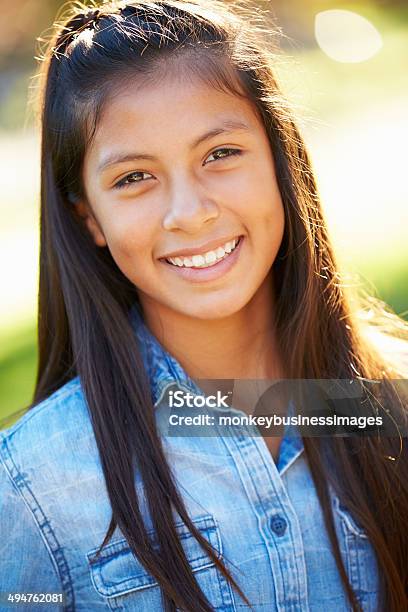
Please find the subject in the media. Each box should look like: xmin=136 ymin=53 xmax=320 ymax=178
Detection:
xmin=163 ymin=236 xmax=243 ymax=269
xmin=160 ymin=235 xmax=245 ymax=283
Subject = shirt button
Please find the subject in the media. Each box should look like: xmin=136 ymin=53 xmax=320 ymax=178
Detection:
xmin=270 ymin=515 xmax=287 ymax=536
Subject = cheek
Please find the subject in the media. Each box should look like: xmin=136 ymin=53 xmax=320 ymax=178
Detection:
xmin=256 ymin=162 xmax=284 ymax=225
xmin=264 ymin=191 xmax=285 ymax=253
xmin=100 ymin=207 xmax=157 ymax=262
xmin=235 ymin=162 xmax=284 ymax=226
xmin=102 ymin=216 xmax=158 ymax=291
xmin=247 ymin=167 xmax=285 ymax=258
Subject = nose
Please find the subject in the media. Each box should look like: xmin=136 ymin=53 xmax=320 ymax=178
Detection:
xmin=162 ymin=176 xmax=220 ymax=233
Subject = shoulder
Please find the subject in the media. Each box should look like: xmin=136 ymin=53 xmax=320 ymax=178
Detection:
xmin=0 ymin=376 xmax=107 ymax=549
xmin=2 ymin=376 xmax=85 ymax=440
xmin=0 ymin=377 xmax=97 ymax=491
xmin=0 ymin=378 xmax=94 ymax=595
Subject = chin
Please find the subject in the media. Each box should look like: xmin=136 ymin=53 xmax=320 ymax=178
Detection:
xmin=178 ymin=293 xmax=251 ymax=321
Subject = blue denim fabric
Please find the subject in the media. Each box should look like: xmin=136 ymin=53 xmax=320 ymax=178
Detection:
xmin=0 ymin=310 xmax=380 ymax=611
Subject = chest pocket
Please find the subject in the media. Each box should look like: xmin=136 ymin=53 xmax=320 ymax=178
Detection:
xmin=87 ymin=515 xmax=237 ymax=611
xmin=332 ymin=494 xmax=380 ymax=611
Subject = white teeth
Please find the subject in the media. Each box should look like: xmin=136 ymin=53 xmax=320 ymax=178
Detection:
xmin=166 ymin=237 xmax=240 ymax=268
xmin=205 ymin=251 xmax=217 ymax=264
xmin=228 ymin=239 xmax=237 ymax=252
xmin=192 ymin=254 xmax=205 ymax=267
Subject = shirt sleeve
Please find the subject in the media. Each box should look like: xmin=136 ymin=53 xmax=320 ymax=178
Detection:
xmin=0 ymin=458 xmax=64 ymax=598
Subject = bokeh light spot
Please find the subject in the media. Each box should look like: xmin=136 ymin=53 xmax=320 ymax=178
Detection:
xmin=315 ymin=9 xmax=383 ymax=63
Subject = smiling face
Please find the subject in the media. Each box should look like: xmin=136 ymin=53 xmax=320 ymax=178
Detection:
xmin=80 ymin=72 xmax=285 ymax=322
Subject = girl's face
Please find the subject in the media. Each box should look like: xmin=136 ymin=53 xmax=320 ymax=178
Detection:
xmin=81 ymin=73 xmax=285 ymax=320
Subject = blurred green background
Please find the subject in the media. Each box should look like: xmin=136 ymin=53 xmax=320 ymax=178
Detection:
xmin=0 ymin=0 xmax=407 ymax=426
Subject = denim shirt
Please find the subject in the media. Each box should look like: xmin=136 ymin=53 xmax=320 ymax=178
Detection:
xmin=0 ymin=311 xmax=380 ymax=611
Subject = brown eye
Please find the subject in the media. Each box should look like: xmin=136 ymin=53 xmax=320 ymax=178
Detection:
xmin=115 ymin=171 xmax=153 ymax=189
xmin=205 ymin=148 xmax=242 ymax=164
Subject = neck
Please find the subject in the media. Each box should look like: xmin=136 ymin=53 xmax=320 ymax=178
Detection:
xmin=140 ymin=275 xmax=284 ymax=381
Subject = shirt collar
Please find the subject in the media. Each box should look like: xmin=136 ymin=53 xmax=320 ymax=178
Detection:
xmin=131 ymin=306 xmax=197 ymax=405
xmin=130 ymin=305 xmax=304 ymax=471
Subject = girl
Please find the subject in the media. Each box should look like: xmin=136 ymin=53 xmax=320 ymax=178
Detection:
xmin=1 ymin=1 xmax=407 ymax=611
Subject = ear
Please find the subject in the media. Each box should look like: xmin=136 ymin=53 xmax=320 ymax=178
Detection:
xmin=75 ymin=200 xmax=107 ymax=247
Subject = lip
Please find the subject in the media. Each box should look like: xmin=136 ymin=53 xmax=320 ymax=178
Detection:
xmin=161 ymin=235 xmax=245 ymax=283
xmin=159 ymin=234 xmax=242 ymax=259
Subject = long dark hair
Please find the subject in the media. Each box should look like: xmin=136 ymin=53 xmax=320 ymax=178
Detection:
xmin=34 ymin=1 xmax=407 ymax=610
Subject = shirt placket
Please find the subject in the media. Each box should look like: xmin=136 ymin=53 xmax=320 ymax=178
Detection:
xmin=217 ymin=426 xmax=309 ymax=612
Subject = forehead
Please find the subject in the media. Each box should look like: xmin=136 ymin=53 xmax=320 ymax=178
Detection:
xmin=87 ymin=73 xmax=264 ymax=159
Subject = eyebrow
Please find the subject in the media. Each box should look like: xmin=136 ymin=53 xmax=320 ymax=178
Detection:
xmin=97 ymin=120 xmax=251 ymax=173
